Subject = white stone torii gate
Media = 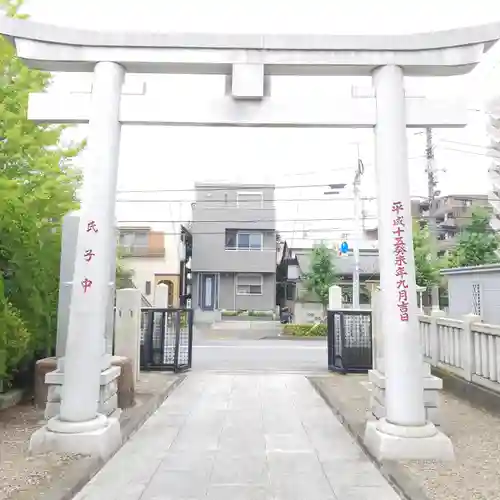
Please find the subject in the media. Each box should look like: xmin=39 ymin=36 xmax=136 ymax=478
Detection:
xmin=2 ymin=17 xmax=500 ymax=461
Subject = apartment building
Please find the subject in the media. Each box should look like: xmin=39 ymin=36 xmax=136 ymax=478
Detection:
xmin=118 ymin=224 xmax=192 ymax=307
xmin=412 ymin=194 xmax=489 ymax=256
xmin=191 ymin=183 xmax=276 ymax=321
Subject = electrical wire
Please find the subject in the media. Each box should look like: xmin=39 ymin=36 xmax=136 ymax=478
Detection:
xmin=116 ymin=157 xmax=426 ymax=195
xmin=116 ymin=213 xmax=492 ymax=225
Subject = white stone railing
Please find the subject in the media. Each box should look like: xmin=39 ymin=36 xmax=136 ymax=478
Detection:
xmin=419 ymin=313 xmax=500 ymax=393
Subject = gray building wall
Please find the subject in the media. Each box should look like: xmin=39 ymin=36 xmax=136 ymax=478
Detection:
xmin=191 ymin=183 xmax=277 ymax=312
xmin=191 ymin=183 xmax=276 ymax=273
xmin=443 ymin=265 xmax=500 ymax=324
xmin=192 ymin=272 xmax=276 ymax=311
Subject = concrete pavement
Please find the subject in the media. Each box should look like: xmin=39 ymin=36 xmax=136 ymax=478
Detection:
xmin=73 ymin=374 xmax=401 ymax=499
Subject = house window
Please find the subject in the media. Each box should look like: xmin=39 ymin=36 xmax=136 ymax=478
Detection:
xmin=225 ymin=230 xmax=263 ymax=250
xmin=236 ymin=191 xmax=264 ymax=209
xmin=472 ymin=283 xmax=481 ymax=316
xmin=145 ymin=281 xmax=151 ymax=295
xmin=236 ymin=274 xmax=263 ymax=295
xmin=237 ymin=232 xmax=263 ymax=250
xmin=225 ymin=230 xmax=237 ymax=248
xmin=119 ymin=231 xmax=148 ymax=249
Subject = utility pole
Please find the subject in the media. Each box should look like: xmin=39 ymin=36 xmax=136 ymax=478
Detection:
xmin=325 ymin=144 xmax=364 ymax=309
xmin=425 ymin=127 xmax=440 ymax=311
xmin=352 ymin=151 xmax=364 ymax=309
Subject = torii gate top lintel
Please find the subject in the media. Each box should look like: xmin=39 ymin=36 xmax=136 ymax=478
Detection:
xmin=1 ymin=17 xmax=500 ymax=76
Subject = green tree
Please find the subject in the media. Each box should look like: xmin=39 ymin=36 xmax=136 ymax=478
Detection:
xmin=304 ymin=243 xmax=338 ymax=311
xmin=116 ymin=258 xmax=135 ymax=289
xmin=447 ymin=209 xmax=500 ymax=268
xmin=412 ymin=221 xmax=440 ymax=288
xmin=0 ymin=0 xmax=82 ymax=385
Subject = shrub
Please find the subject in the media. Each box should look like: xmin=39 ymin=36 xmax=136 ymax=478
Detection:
xmin=283 ymin=323 xmax=327 ymax=337
xmin=248 ymin=310 xmax=273 ymax=317
xmin=0 ymin=279 xmax=30 ymax=392
xmin=221 ymin=310 xmax=239 ymax=317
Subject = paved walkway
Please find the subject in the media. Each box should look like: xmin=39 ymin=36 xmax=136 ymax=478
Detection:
xmin=74 ymin=375 xmax=401 ymax=500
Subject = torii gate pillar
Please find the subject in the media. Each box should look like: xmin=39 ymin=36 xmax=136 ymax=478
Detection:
xmin=2 ymin=17 xmax=500 ymax=460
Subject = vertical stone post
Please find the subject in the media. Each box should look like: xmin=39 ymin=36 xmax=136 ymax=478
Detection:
xmin=462 ymin=313 xmax=479 ymax=382
xmin=30 ymin=62 xmax=125 ymax=459
xmin=44 ymin=214 xmax=119 ymax=420
xmin=429 ymin=310 xmax=441 ymax=366
xmin=328 ymin=285 xmax=342 ymax=310
xmin=115 ymin=289 xmax=142 ymax=382
xmin=55 ymin=212 xmax=80 ymax=360
xmin=154 ymin=283 xmax=169 ymax=308
xmin=363 ymin=65 xmax=453 ymax=461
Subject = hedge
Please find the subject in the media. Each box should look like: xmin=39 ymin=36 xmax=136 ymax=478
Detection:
xmin=283 ymin=323 xmax=327 ymax=337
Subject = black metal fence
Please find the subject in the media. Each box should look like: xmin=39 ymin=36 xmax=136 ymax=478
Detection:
xmin=140 ymin=308 xmax=193 ymax=373
xmin=327 ymin=310 xmax=372 ymax=374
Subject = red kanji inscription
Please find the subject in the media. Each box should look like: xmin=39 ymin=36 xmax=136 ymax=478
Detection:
xmin=86 ymin=220 xmax=99 ymax=233
xmin=84 ymin=249 xmax=95 ymax=262
xmin=397 ymin=279 xmax=408 ymax=289
xmin=393 ymin=216 xmax=405 ymax=227
xmin=392 ymin=201 xmax=404 ymax=215
xmin=395 ymin=266 xmax=407 ymax=277
xmin=393 ymin=226 xmax=404 ymax=237
xmin=81 ymin=278 xmax=93 ymax=293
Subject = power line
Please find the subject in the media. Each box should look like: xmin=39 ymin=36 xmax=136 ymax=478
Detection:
xmin=117 ymin=213 xmax=493 ymax=225
xmin=438 ymin=146 xmax=500 ymax=159
xmin=116 ymin=160 xmax=426 ymax=195
xmin=116 ymin=226 xmax=499 ymax=237
xmin=438 ymin=139 xmax=493 ymax=150
xmin=115 ymin=196 xmax=376 ymax=204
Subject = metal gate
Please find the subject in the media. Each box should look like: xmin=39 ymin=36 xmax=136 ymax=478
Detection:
xmin=327 ymin=310 xmax=372 ymax=373
xmin=140 ymin=308 xmax=193 ymax=372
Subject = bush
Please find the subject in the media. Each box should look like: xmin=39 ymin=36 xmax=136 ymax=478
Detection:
xmin=248 ymin=310 xmax=273 ymax=317
xmin=0 ymin=279 xmax=30 ymax=392
xmin=221 ymin=310 xmax=239 ymax=317
xmin=283 ymin=323 xmax=327 ymax=337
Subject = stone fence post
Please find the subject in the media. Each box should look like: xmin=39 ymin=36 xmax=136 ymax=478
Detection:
xmin=461 ymin=313 xmax=479 ymax=382
xmin=429 ymin=310 xmax=442 ymax=366
xmin=114 ymin=288 xmax=142 ymax=383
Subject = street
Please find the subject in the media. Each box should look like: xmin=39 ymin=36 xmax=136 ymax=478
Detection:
xmin=192 ymin=324 xmax=328 ymax=374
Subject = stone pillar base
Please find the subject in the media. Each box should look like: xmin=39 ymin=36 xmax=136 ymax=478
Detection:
xmin=364 ymin=418 xmax=454 ymax=461
xmin=368 ymin=365 xmax=442 ymax=425
xmin=44 ymin=366 xmax=121 ymax=420
xmin=30 ymin=414 xmax=121 ymax=460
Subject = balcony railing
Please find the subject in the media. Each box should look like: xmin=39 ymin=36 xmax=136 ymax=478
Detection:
xmin=119 ymin=245 xmax=165 ymax=258
xmin=225 ymin=246 xmax=276 ymax=252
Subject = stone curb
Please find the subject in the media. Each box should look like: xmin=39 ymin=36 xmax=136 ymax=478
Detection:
xmin=308 ymin=377 xmax=431 ymax=500
xmin=432 ymin=366 xmax=500 ymax=416
xmin=39 ymin=375 xmax=186 ymax=500
xmin=275 ymin=334 xmax=326 ymax=341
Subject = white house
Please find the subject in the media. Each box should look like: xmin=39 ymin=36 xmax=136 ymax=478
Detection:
xmin=118 ymin=223 xmax=192 ymax=307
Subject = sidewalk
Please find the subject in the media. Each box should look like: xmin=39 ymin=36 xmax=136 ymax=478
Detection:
xmin=73 ymin=374 xmax=401 ymax=500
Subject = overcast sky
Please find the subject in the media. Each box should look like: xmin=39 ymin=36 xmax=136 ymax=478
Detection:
xmin=20 ymin=0 xmax=500 ymax=244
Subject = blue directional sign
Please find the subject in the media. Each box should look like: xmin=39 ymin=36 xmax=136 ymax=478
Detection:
xmin=340 ymin=241 xmax=349 ymax=254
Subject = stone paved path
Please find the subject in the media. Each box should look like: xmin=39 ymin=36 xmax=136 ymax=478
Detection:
xmin=74 ymin=374 xmax=401 ymax=500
